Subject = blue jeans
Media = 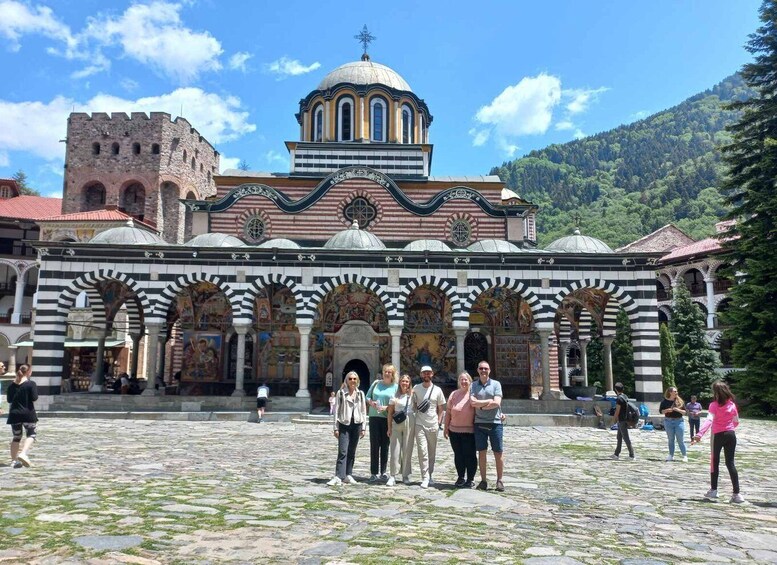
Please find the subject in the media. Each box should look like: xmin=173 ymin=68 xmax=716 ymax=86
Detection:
xmin=664 ymin=417 xmax=687 ymax=457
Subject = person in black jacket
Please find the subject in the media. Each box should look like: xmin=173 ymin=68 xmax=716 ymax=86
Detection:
xmin=6 ymin=363 xmax=38 ymax=468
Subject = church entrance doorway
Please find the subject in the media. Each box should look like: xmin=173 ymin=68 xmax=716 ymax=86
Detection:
xmin=342 ymin=359 xmax=371 ymax=394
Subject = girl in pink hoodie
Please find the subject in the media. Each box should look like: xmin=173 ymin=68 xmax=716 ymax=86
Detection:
xmin=691 ymin=381 xmax=743 ymax=503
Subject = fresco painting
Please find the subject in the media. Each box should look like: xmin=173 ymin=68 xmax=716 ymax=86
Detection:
xmin=181 ymin=332 xmax=222 ymax=381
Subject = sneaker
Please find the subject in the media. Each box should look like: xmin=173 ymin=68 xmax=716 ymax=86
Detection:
xmin=665 ymin=455 xmax=674 ymax=462
xmin=386 ymin=476 xmax=395 ymax=487
xmin=629 ymin=455 xmax=637 ymax=461
xmin=17 ymin=453 xmax=31 ymax=468
xmin=476 ymin=480 xmax=488 ymax=491
xmin=11 ymin=460 xmax=22 ymax=469
xmin=704 ymin=489 xmax=718 ymax=499
xmin=344 ymin=475 xmax=357 ymax=485
xmin=682 ymin=456 xmax=688 ymax=463
xmin=610 ymin=454 xmax=620 ymax=460
xmin=402 ymin=475 xmax=411 ymax=485
xmin=463 ymin=480 xmax=474 ymax=489
xmin=428 ymin=475 xmax=434 ymax=486
xmin=730 ymin=493 xmax=745 ymax=504
xmin=420 ymin=478 xmax=429 ymax=489
xmin=326 ymin=476 xmax=342 ymax=486
xmin=454 ymin=478 xmax=466 ymax=488
xmin=495 ymin=480 xmax=505 ymax=492
xmin=380 ymin=473 xmax=389 ymax=481
xmin=369 ymin=474 xmax=379 ymax=482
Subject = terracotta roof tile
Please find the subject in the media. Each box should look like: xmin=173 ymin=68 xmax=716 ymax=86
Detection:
xmin=660 ymin=237 xmax=723 ymax=262
xmin=41 ymin=209 xmax=134 ymax=222
xmin=0 ymin=195 xmax=62 ymax=221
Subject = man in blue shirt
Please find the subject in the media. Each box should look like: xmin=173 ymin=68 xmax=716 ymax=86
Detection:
xmin=470 ymin=361 xmax=504 ymax=492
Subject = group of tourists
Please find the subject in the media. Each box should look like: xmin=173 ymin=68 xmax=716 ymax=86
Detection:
xmin=611 ymin=380 xmax=743 ymax=503
xmin=326 ymin=361 xmax=505 ymax=491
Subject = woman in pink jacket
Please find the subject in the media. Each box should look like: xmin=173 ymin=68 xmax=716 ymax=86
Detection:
xmin=691 ymin=381 xmax=743 ymax=503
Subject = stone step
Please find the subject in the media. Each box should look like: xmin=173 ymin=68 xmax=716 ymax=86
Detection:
xmin=39 ymin=411 xmax=302 ymax=422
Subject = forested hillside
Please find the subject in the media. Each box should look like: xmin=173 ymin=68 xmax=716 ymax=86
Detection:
xmin=491 ymin=74 xmax=752 ymax=248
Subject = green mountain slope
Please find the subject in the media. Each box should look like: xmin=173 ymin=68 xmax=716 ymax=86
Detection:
xmin=491 ymin=74 xmax=752 ymax=248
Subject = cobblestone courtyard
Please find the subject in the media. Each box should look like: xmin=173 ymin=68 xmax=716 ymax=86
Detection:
xmin=0 ymin=418 xmax=776 ymax=564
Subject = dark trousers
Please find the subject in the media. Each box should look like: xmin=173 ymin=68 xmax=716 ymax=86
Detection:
xmin=449 ymin=431 xmax=477 ymax=481
xmin=369 ymin=416 xmax=389 ymax=475
xmin=689 ymin=418 xmax=700 ymax=439
xmin=711 ymin=431 xmax=739 ymax=493
xmin=335 ymin=422 xmax=361 ymax=479
xmin=615 ymin=420 xmax=634 ymax=457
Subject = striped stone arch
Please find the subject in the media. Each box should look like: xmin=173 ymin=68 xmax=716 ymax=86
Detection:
xmin=463 ymin=277 xmax=543 ymax=321
xmin=151 ymin=273 xmax=241 ymax=320
xmin=303 ymin=274 xmax=394 ymax=320
xmin=397 ymin=276 xmax=463 ymax=322
xmin=57 ymin=270 xmax=151 ymax=332
xmin=658 ymin=304 xmax=673 ymax=321
xmin=240 ymin=274 xmax=304 ymax=321
xmin=552 ymin=279 xmax=638 ymax=322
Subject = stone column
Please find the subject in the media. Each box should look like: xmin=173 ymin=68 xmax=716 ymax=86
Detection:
xmin=578 ymin=339 xmax=590 ymax=387
xmin=454 ymin=328 xmax=468 ymax=377
xmin=324 ymin=100 xmax=331 ymax=141
xmin=6 ymin=345 xmax=17 ymax=376
xmin=129 ymin=334 xmax=141 ymax=378
xmin=389 ymin=325 xmax=402 ymax=372
xmin=296 ymin=323 xmax=312 ymax=398
xmin=11 ymin=279 xmax=25 ymax=324
xmin=232 ymin=324 xmax=249 ymax=397
xmin=89 ymin=333 xmax=107 ymax=393
xmin=538 ymin=328 xmax=553 ymax=400
xmin=704 ymin=276 xmax=716 ymax=329
xmin=142 ymin=323 xmax=162 ymax=396
xmin=560 ymin=341 xmax=570 ymax=387
xmin=602 ymin=335 xmax=615 ymax=395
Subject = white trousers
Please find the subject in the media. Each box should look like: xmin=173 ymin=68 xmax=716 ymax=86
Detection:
xmin=389 ymin=417 xmax=414 ymax=478
xmin=415 ymin=424 xmax=439 ymax=480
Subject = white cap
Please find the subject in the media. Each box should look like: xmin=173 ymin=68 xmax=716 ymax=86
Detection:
xmin=420 ymin=365 xmax=433 ymax=373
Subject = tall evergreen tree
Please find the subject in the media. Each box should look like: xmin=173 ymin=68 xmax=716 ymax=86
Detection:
xmin=659 ymin=322 xmax=677 ymax=389
xmin=11 ymin=170 xmax=40 ymax=196
xmin=612 ymin=309 xmax=635 ymax=392
xmin=719 ymin=0 xmax=777 ymax=415
xmin=670 ymin=280 xmax=719 ymax=399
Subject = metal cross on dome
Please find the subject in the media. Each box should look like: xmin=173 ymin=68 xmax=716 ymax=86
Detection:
xmin=354 ymin=25 xmax=376 ymax=57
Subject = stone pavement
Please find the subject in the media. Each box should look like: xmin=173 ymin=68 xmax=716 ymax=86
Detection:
xmin=0 ymin=418 xmax=776 ymax=564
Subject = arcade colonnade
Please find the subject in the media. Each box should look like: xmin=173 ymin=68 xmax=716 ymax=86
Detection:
xmin=31 ymin=253 xmax=661 ymax=408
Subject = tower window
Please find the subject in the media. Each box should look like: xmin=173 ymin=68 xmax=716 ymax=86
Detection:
xmin=370 ymin=98 xmax=387 ymax=142
xmin=244 ymin=216 xmax=266 ymax=242
xmin=313 ymin=104 xmax=324 ymax=142
xmin=183 ymin=149 xmax=187 ymax=162
xmin=132 ymin=142 xmax=141 ymax=155
xmin=152 ymin=143 xmax=160 ymax=154
xmin=337 ymin=97 xmax=354 ymax=141
xmin=191 ymin=157 xmax=196 ymax=170
xmin=402 ymin=104 xmax=414 ymax=144
xmin=344 ymin=197 xmax=377 ymax=228
xmin=92 ymin=142 xmax=101 ymax=155
xmin=111 ymin=142 xmax=120 ymax=155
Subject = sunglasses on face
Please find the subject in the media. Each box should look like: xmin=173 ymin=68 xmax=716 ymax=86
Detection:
xmin=347 ymin=378 xmax=357 ymax=381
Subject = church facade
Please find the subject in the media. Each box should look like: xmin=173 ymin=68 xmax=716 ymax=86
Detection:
xmin=31 ymin=54 xmax=662 ymax=409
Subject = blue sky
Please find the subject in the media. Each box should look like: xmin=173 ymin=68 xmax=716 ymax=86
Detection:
xmin=0 ymin=0 xmax=762 ymax=197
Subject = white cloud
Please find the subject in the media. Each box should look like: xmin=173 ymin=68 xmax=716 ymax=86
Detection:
xmin=564 ymin=87 xmax=608 ymax=115
xmin=555 ymin=120 xmax=574 ymax=131
xmin=0 ymin=0 xmax=75 ymax=52
xmin=265 ymin=150 xmax=287 ymax=167
xmin=630 ymin=110 xmax=649 ymax=121
xmin=573 ymin=129 xmax=586 ymax=140
xmin=228 ymin=52 xmax=252 ymax=72
xmin=120 ymin=77 xmax=140 ymax=92
xmin=0 ymin=88 xmax=256 ymax=164
xmin=219 ymin=155 xmax=240 ymax=173
xmin=266 ymin=56 xmax=321 ymax=79
xmin=471 ymin=73 xmax=561 ymax=153
xmin=0 ymin=150 xmax=9 ymax=167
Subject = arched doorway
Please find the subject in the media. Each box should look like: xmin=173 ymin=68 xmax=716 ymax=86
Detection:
xmin=464 ymin=332 xmax=489 ymax=377
xmin=343 ymin=358 xmax=370 ymax=393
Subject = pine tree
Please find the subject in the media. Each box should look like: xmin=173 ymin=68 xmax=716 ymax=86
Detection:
xmin=718 ymin=0 xmax=777 ymax=415
xmin=11 ymin=170 xmax=40 ymax=196
xmin=670 ymin=280 xmax=719 ymax=399
xmin=659 ymin=322 xmax=677 ymax=389
xmin=612 ymin=309 xmax=635 ymax=392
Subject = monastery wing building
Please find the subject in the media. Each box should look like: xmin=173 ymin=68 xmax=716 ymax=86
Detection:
xmin=32 ymin=53 xmax=663 ymax=410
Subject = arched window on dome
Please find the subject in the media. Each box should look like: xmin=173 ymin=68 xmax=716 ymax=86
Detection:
xmin=313 ymin=104 xmax=324 ymax=142
xmin=337 ymin=96 xmax=354 ymax=142
xmin=420 ymin=114 xmax=426 ymax=143
xmin=402 ymin=104 xmax=414 ymax=144
xmin=370 ymin=97 xmax=387 ymax=142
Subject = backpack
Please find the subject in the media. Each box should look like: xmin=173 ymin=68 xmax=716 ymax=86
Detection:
xmin=626 ymin=400 xmax=640 ymax=426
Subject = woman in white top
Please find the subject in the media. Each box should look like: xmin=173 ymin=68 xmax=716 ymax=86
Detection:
xmin=386 ymin=374 xmax=414 ymax=486
xmin=327 ymin=371 xmax=368 ymax=486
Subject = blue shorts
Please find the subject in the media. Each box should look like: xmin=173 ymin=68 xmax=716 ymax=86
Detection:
xmin=474 ymin=423 xmax=503 ymax=453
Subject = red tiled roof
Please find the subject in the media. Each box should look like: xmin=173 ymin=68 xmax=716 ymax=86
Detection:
xmin=660 ymin=237 xmax=723 ymax=262
xmin=40 ymin=209 xmax=135 ymax=222
xmin=0 ymin=195 xmax=62 ymax=221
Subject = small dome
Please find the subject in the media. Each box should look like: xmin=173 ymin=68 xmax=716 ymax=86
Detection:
xmin=257 ymin=238 xmax=301 ymax=249
xmin=89 ymin=226 xmax=164 ymax=245
xmin=324 ymin=220 xmax=386 ymax=250
xmin=546 ymin=229 xmax=614 ymax=254
xmin=184 ymin=233 xmax=245 ymax=247
xmin=318 ymin=60 xmax=412 ymax=92
xmin=403 ymin=239 xmax=452 ymax=252
xmin=467 ymin=239 xmax=521 ymax=253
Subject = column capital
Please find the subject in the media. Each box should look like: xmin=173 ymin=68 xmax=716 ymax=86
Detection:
xmin=232 ymin=323 xmax=251 ymax=335
xmin=389 ymin=326 xmax=403 ymax=338
xmin=601 ymin=335 xmax=615 ymax=346
xmin=296 ymin=321 xmax=313 ymax=336
xmin=453 ymin=327 xmax=468 ymax=338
